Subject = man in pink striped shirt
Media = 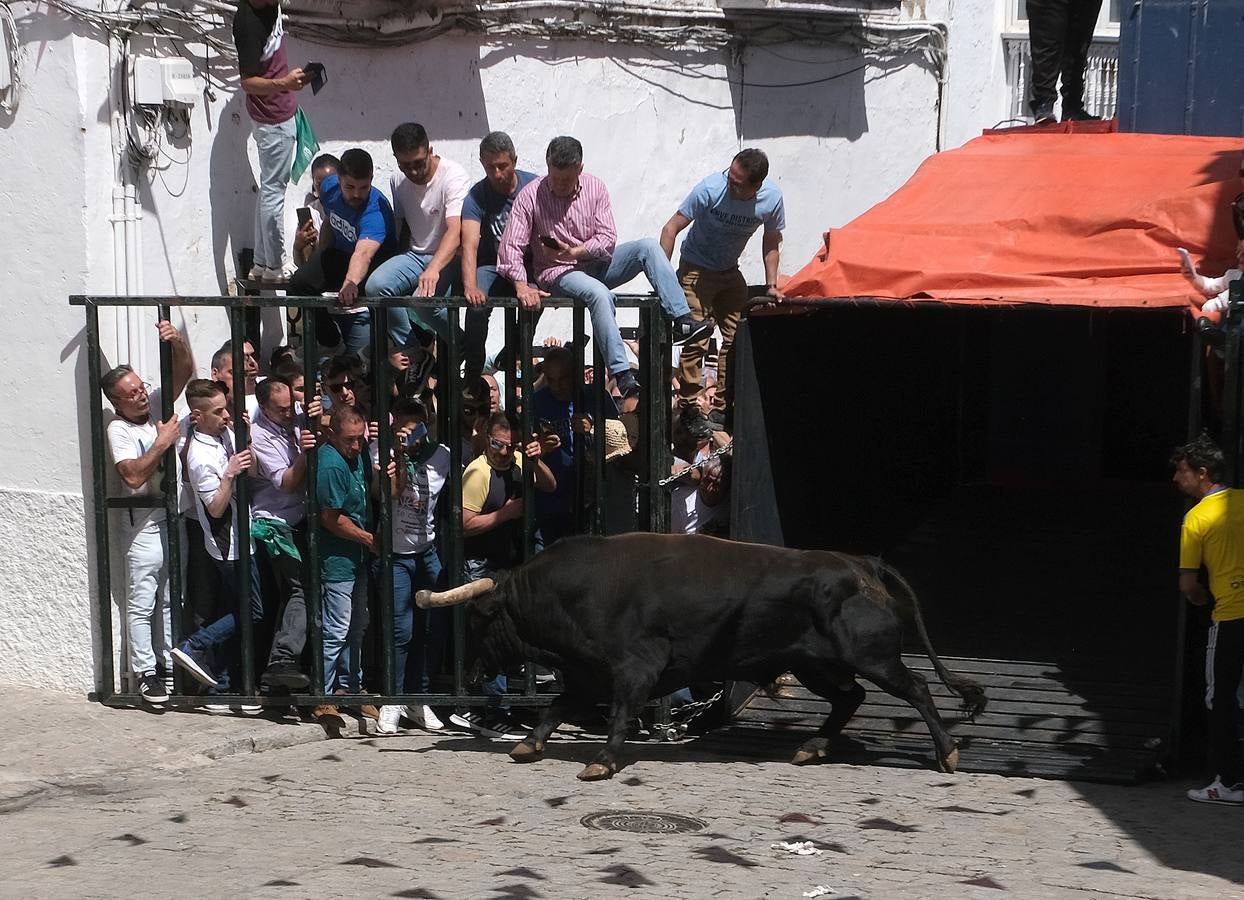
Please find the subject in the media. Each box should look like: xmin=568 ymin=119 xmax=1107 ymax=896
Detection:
xmin=496 ymin=136 xmax=711 ymax=396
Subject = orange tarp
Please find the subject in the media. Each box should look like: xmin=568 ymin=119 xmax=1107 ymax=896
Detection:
xmin=784 ymin=132 xmax=1244 ymax=311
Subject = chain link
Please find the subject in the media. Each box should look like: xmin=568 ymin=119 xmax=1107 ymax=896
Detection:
xmin=652 ymin=686 xmax=726 ymax=740
xmin=658 ymin=442 xmax=734 ymax=488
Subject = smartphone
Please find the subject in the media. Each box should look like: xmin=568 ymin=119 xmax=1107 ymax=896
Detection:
xmin=618 ymin=326 xmax=639 ymax=341
xmin=539 ymin=235 xmax=560 ymax=249
xmin=537 ymin=418 xmax=554 ymax=434
xmin=296 ymin=206 xmax=312 ymax=227
xmin=303 ymin=61 xmax=327 ymax=95
xmin=403 ymin=422 xmax=428 ymax=447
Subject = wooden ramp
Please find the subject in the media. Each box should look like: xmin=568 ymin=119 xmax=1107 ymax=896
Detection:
xmin=729 ymin=655 xmax=1175 ymax=784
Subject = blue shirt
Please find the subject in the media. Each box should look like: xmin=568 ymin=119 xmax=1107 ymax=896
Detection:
xmin=319 ymin=173 xmax=397 ymax=254
xmin=462 ymin=170 xmax=538 ymax=267
xmin=677 ymin=171 xmax=785 ymax=272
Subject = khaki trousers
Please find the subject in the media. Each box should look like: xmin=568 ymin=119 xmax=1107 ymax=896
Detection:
xmin=677 ymin=261 xmax=748 ymax=411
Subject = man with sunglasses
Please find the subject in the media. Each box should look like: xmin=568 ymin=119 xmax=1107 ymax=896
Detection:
xmin=660 ymin=148 xmax=786 ymax=425
xmin=369 ymin=122 xmax=472 ymax=349
xmin=451 ymin=411 xmax=556 ymax=738
xmin=101 ymin=321 xmax=193 ymax=705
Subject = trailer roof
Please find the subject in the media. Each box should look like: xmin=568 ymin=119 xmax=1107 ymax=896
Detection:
xmin=784 ymin=131 xmax=1244 ymax=312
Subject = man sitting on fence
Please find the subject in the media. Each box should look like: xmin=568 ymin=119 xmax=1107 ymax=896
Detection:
xmin=171 ymin=380 xmax=265 ymax=709
xmin=496 ymin=135 xmax=712 ymax=398
xmin=289 ymin=148 xmax=400 ymax=359
xmin=367 ymin=122 xmax=471 ymax=349
xmin=102 ymin=320 xmax=193 ymax=706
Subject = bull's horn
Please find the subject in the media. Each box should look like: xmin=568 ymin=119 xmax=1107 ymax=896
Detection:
xmin=415 ymin=578 xmax=496 ymax=609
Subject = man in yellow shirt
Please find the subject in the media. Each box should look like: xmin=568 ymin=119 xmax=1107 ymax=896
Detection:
xmin=1174 ymin=434 xmax=1244 ymax=804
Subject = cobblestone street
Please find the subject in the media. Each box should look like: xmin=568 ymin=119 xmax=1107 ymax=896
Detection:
xmin=3 ymin=688 xmax=1242 ymax=899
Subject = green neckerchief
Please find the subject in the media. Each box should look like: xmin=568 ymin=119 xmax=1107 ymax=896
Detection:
xmin=251 ymin=517 xmax=301 ymax=562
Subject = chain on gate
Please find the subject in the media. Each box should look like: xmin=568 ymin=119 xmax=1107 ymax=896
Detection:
xmin=651 ymin=686 xmax=726 ymax=741
xmin=658 ymin=442 xmax=734 ymax=488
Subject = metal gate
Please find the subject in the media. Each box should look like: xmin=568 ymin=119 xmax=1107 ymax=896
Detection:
xmin=72 ymin=293 xmax=671 ymax=712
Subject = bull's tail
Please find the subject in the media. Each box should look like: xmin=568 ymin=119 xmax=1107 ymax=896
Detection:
xmin=877 ymin=563 xmax=987 ymax=720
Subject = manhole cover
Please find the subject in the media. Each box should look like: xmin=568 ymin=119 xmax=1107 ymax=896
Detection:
xmin=580 ymin=810 xmax=707 ymax=834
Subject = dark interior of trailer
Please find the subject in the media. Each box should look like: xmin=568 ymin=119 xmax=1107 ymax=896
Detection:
xmin=733 ymin=303 xmax=1205 ymax=780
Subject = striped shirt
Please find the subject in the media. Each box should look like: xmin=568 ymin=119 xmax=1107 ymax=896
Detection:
xmin=496 ymin=173 xmax=617 ymax=289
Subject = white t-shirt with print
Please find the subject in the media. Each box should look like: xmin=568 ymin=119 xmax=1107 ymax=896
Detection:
xmin=391 ymin=158 xmax=471 ymax=256
xmin=371 ymin=441 xmax=451 ymax=554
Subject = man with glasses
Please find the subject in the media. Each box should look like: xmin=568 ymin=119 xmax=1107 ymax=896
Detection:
xmin=368 ymin=122 xmax=472 ymax=349
xmin=451 ymin=411 xmax=555 ymax=738
xmin=660 ymin=148 xmax=786 ymax=426
xmin=101 ymin=320 xmax=193 ymax=705
xmin=496 ymin=135 xmax=712 ymax=398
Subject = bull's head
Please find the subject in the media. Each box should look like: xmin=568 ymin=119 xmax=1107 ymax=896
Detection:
xmin=415 ymin=577 xmax=522 ymax=677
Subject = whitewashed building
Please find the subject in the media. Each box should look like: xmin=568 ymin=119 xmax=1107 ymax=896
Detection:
xmin=0 ymin=0 xmax=1121 ymax=691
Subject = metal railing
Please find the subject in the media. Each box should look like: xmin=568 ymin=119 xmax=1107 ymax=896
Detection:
xmin=1004 ymin=35 xmax=1120 ymax=121
xmin=72 ymin=293 xmax=672 ymax=711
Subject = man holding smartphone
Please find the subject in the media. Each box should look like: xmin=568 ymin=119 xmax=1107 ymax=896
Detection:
xmin=233 ymin=0 xmax=308 ymax=283
xmin=496 ymin=136 xmax=712 ymax=398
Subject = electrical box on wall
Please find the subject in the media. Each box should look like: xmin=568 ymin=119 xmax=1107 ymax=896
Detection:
xmin=131 ymin=56 xmax=199 ymax=106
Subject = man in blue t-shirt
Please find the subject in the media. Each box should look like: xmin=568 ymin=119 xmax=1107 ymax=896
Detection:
xmin=460 ymin=131 xmax=539 ymax=385
xmin=289 ymin=148 xmax=399 ymax=356
xmin=660 ymin=148 xmax=786 ymax=422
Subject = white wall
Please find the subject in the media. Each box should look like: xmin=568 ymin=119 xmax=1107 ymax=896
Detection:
xmin=0 ymin=3 xmax=1015 ymax=691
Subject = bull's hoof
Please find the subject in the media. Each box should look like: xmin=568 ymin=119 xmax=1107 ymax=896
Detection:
xmin=509 ymin=740 xmax=545 ymax=763
xmin=940 ymin=747 xmax=960 ymax=774
xmin=576 ymin=762 xmax=615 ymax=781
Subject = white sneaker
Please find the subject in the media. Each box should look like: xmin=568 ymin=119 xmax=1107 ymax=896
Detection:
xmin=1187 ymin=777 xmax=1244 ymax=805
xmin=246 ymin=264 xmax=271 ymax=282
xmin=377 ymin=705 xmax=403 ymax=735
xmin=408 ymin=704 xmax=444 ymax=731
xmin=261 ymin=263 xmax=294 ymax=284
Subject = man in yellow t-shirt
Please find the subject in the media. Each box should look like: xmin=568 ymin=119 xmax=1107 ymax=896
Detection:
xmin=1174 ymin=434 xmax=1244 ymax=804
xmin=449 ymin=411 xmax=557 ymax=740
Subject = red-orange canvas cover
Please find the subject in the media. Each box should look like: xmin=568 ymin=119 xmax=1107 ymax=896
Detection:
xmin=783 ymin=132 xmax=1244 ymax=313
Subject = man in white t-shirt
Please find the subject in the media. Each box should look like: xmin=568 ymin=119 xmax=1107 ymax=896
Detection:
xmin=171 ymin=380 xmax=263 ymax=697
xmin=101 ymin=320 xmax=193 ymax=706
xmin=373 ymin=397 xmax=453 ymax=734
xmin=366 ymin=122 xmax=471 ymax=349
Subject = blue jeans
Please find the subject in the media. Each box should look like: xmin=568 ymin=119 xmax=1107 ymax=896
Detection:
xmin=464 ymin=265 xmax=515 ymax=382
xmin=316 ymin=309 xmax=372 ymax=360
xmin=464 ymin=557 xmax=507 ymax=702
xmin=554 ymin=238 xmax=690 ymax=375
xmin=388 ymin=547 xmax=448 ymax=693
xmin=252 ymin=117 xmax=297 ymax=270
xmin=366 ymin=251 xmax=462 ymax=347
xmin=322 ymin=573 xmax=369 ymax=695
xmin=185 ymin=555 xmax=264 ymax=692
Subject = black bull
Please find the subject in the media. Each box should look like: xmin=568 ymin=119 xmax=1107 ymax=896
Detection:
xmin=416 ymin=533 xmax=986 ymax=781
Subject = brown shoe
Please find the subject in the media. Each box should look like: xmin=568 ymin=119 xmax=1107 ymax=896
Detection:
xmin=313 ymin=704 xmax=345 ymax=735
xmin=358 ymin=704 xmax=381 ymax=722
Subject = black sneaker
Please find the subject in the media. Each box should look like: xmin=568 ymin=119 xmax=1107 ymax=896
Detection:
xmin=139 ymin=672 xmax=169 ymax=705
xmin=261 ymin=661 xmax=310 ymax=691
xmin=615 ymin=370 xmax=640 ymax=399
xmin=671 ymin=314 xmax=714 ymax=346
xmin=680 ymin=405 xmax=723 ymax=440
xmin=448 ymin=711 xmax=527 ymax=740
xmin=171 ymin=643 xmax=219 ymax=688
xmin=1061 ymin=107 xmax=1100 ymax=123
xmin=1031 ymin=103 xmax=1056 ymax=125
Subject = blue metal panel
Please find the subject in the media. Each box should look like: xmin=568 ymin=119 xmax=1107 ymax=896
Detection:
xmin=1119 ymin=0 xmax=1244 ymax=136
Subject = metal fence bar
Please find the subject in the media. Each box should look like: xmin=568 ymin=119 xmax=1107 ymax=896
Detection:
xmin=85 ymin=303 xmax=116 ymax=700
xmin=157 ymin=304 xmax=185 ymax=694
xmin=647 ymin=306 xmax=672 ymax=534
xmin=519 ymin=307 xmax=537 ymax=561
xmin=303 ymin=325 xmax=324 ymax=698
xmin=371 ymin=317 xmax=395 ymax=697
xmin=504 ymin=306 xmax=518 ymax=413
xmin=444 ymin=314 xmax=466 ymax=699
xmin=591 ymin=347 xmax=607 ymax=536
xmin=572 ymin=303 xmax=587 ymax=533
xmin=228 ymin=307 xmax=256 ymax=696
